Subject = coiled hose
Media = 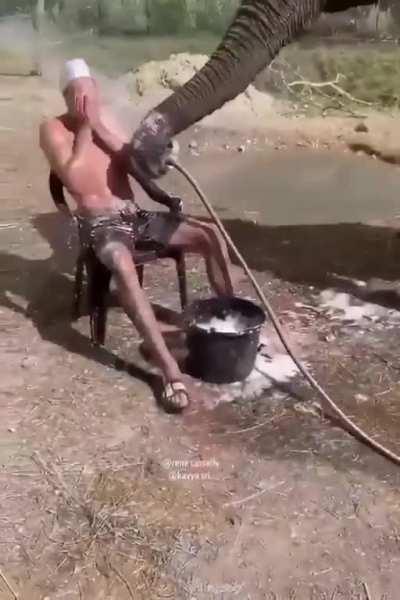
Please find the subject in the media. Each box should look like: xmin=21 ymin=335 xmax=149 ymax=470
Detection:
xmin=169 ymin=158 xmax=400 ymax=466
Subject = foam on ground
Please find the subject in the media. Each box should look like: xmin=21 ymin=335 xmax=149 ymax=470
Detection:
xmin=202 ymin=336 xmax=301 ymax=407
xmin=319 ymin=289 xmax=400 ymax=323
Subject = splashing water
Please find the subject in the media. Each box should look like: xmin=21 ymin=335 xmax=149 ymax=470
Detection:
xmin=196 ymin=313 xmax=247 ymax=334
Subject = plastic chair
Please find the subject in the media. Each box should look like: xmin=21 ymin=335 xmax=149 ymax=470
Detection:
xmin=49 ymin=171 xmax=188 ymax=346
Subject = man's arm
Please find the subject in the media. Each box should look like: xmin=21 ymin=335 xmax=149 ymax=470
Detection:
xmin=123 ymin=151 xmax=183 ymax=213
xmin=49 ymin=170 xmax=71 ymax=217
xmin=39 ymin=118 xmax=92 ymax=198
xmin=92 ymin=118 xmax=182 ymax=213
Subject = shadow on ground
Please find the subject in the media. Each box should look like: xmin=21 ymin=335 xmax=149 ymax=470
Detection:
xmin=0 ymin=212 xmax=161 ymax=399
xmin=223 ymin=218 xmax=400 ymax=307
xmin=2 ymin=212 xmax=400 ymax=481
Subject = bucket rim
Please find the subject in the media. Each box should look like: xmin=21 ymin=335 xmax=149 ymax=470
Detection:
xmin=187 ymin=322 xmax=263 ymax=337
xmin=184 ymin=296 xmax=266 ymax=337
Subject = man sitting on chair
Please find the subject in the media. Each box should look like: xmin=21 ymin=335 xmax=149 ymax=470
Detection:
xmin=40 ymin=59 xmax=236 ymax=411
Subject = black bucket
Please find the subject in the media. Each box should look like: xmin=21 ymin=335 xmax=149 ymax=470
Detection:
xmin=185 ymin=296 xmax=266 ymax=384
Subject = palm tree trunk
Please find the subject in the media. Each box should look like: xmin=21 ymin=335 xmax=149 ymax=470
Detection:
xmin=32 ymin=0 xmax=45 ymax=75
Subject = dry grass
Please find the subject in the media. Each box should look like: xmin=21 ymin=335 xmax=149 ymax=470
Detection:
xmin=311 ymin=47 xmax=400 ymax=108
xmin=23 ymin=453 xmax=223 ymax=599
xmin=261 ymin=43 xmax=400 ymax=115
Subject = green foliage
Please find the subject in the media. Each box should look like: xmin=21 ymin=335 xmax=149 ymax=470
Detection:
xmin=196 ymin=0 xmax=238 ymax=32
xmin=147 ymin=0 xmax=190 ymax=34
xmin=0 ymin=0 xmax=31 ymax=15
xmin=55 ymin=0 xmax=99 ymax=29
xmin=97 ymin=0 xmax=147 ymax=34
xmin=0 ymin=0 xmax=239 ymax=33
xmin=390 ymin=3 xmax=400 ymax=28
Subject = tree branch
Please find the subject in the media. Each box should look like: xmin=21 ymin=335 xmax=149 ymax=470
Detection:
xmin=288 ymin=74 xmax=373 ymax=106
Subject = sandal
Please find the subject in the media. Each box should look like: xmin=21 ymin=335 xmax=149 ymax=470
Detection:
xmin=162 ymin=381 xmax=190 ymax=412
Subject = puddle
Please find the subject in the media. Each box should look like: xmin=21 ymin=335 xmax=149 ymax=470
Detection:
xmin=169 ymin=148 xmax=400 ymax=227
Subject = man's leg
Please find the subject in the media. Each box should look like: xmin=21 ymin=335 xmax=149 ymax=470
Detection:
xmin=97 ymin=240 xmax=189 ymax=409
xmin=168 ymin=217 xmax=235 ymax=296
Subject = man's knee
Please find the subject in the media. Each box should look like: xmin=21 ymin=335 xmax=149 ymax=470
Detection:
xmin=173 ymin=219 xmax=225 ymax=256
xmin=195 ymin=223 xmax=224 ymax=255
xmin=208 ymin=223 xmax=226 ymax=247
xmin=97 ymin=241 xmax=135 ymax=275
xmin=191 ymin=227 xmax=214 ymax=255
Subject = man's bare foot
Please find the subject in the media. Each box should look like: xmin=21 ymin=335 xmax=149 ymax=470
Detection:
xmin=162 ymin=381 xmax=190 ymax=412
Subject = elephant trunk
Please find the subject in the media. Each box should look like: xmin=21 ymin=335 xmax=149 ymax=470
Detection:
xmin=151 ymin=0 xmax=323 ymax=136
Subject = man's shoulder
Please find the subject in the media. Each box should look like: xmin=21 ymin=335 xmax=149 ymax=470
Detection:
xmin=39 ymin=116 xmax=68 ymax=142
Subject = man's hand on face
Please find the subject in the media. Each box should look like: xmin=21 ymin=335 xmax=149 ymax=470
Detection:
xmin=73 ymin=85 xmax=99 ymax=129
xmin=85 ymin=96 xmax=101 ymax=129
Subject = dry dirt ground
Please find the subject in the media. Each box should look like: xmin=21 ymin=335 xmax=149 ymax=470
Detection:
xmin=2 ymin=75 xmax=400 ymax=600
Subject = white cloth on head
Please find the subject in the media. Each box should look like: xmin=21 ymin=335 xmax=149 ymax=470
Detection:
xmin=60 ymin=58 xmax=91 ymax=92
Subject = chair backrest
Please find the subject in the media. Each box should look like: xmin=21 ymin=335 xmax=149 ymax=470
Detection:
xmin=49 ymin=171 xmax=69 ymax=210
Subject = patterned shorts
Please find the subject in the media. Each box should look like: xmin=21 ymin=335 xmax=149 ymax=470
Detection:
xmin=78 ymin=202 xmax=182 ymax=261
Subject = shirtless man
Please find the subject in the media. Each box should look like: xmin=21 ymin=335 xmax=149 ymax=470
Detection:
xmin=40 ymin=59 xmax=236 ymax=411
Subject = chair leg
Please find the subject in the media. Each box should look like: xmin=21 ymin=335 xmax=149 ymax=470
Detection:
xmin=72 ymin=254 xmax=85 ymax=320
xmin=87 ymin=255 xmax=111 ymax=346
xmin=90 ymin=306 xmax=108 ymax=347
xmin=137 ymin=264 xmax=144 ymax=288
xmin=176 ymin=252 xmax=188 ymax=310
